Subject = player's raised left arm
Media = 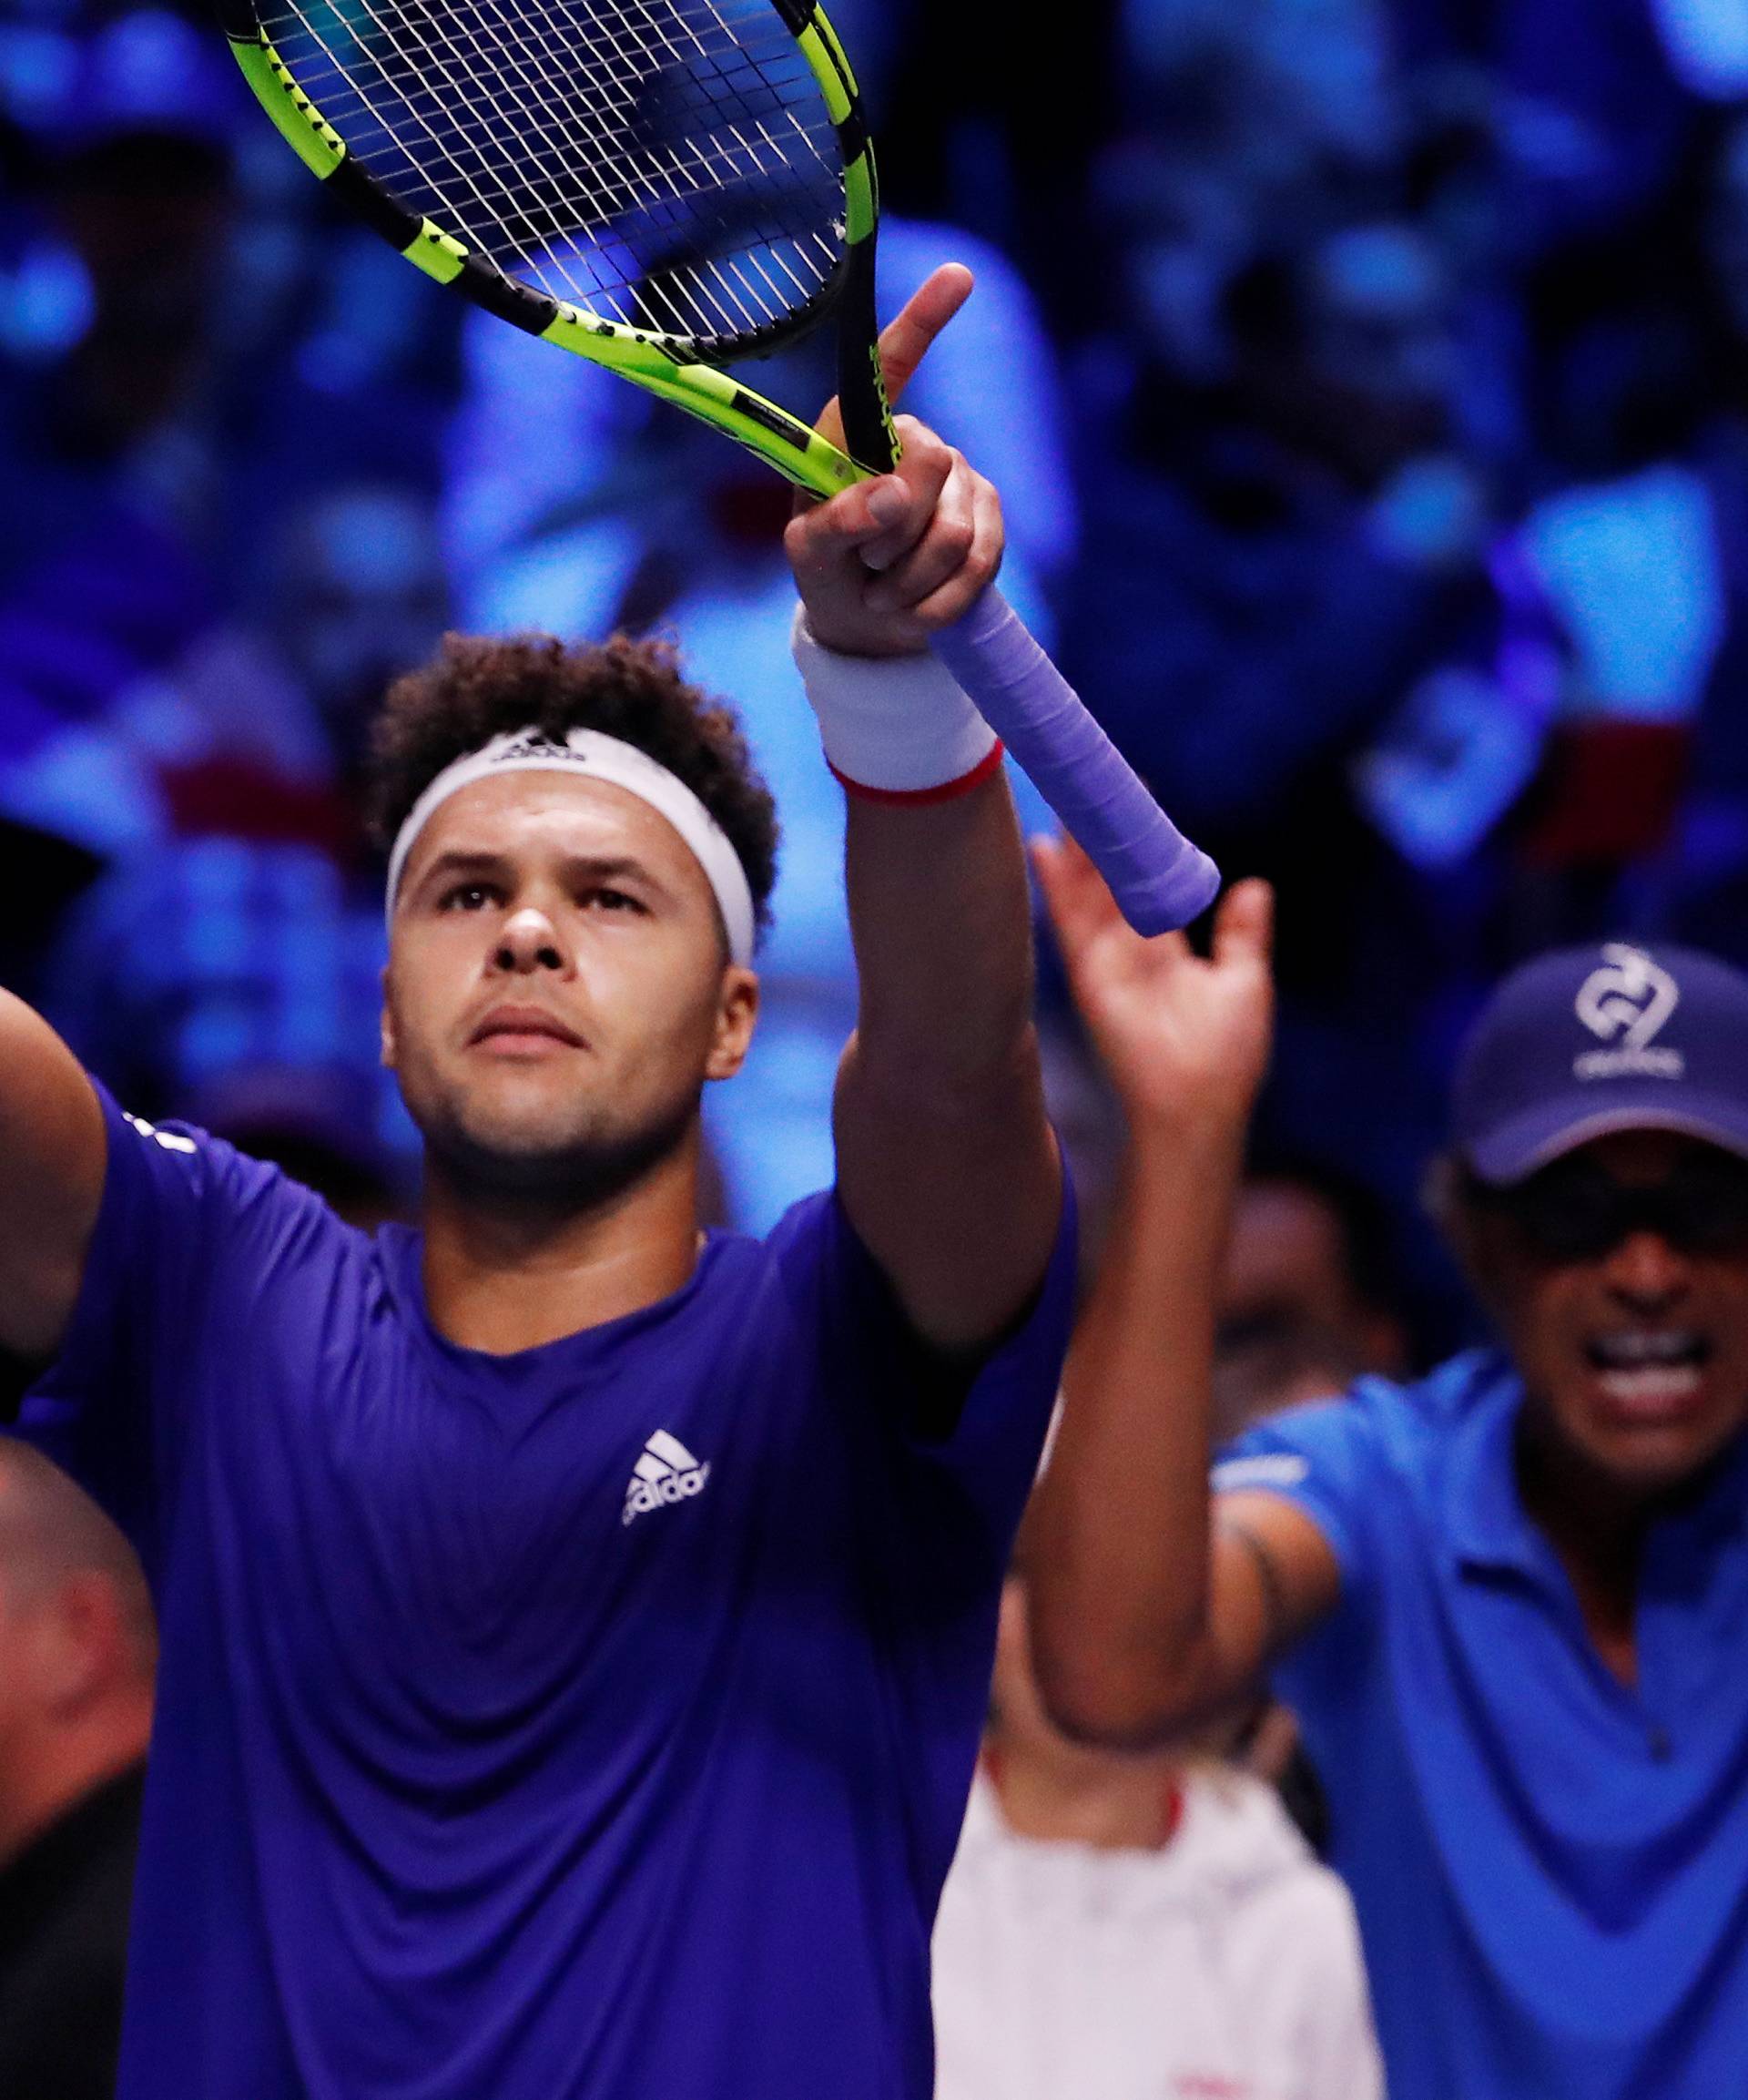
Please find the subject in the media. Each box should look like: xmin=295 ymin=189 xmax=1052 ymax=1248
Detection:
xmin=784 ymin=267 xmax=1061 ymax=1357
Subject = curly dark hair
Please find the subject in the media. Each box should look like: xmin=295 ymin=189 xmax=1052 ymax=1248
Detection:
xmin=365 ymin=631 xmax=779 ymax=933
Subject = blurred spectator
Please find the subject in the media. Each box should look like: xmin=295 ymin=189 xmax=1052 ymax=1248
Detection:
xmin=1060 ymin=198 xmax=1545 ymax=1284
xmin=1063 ymin=214 xmax=1509 ymax=974
xmin=1387 ymin=0 xmax=1694 ymax=254
xmin=1093 ymin=0 xmax=1396 ymax=378
xmin=1486 ymin=187 xmax=1724 ymax=912
xmin=1213 ymin=1154 xmax=1414 ymax=1851
xmin=1123 ymin=0 xmax=1395 ymax=169
xmin=18 ymin=478 xmax=451 ymax=859
xmin=1033 ymin=1013 xmax=1417 ymax=1413
xmin=1032 ymin=884 xmax=1748 ymax=2096
xmin=1656 ymin=111 xmax=1748 ymax=961
xmin=39 ymin=479 xmax=448 ymax=1179
xmin=932 ymin=1570 xmax=1382 ymax=2100
xmin=0 ymin=8 xmax=456 ymax=996
xmin=0 ymin=1440 xmax=153 ymax=2100
xmin=1216 ymin=1153 xmax=1413 ymax=1438
xmin=0 ymin=7 xmax=241 ymax=969
xmin=43 ymin=828 xmax=417 ymax=1171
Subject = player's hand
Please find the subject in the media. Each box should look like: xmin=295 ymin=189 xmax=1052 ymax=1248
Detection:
xmin=784 ymin=263 xmax=1004 ymax=658
xmin=1034 ymin=834 xmax=1275 ymax=1133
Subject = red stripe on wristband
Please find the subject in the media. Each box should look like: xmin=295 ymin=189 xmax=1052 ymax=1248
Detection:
xmin=828 ymin=740 xmax=1006 ymax=807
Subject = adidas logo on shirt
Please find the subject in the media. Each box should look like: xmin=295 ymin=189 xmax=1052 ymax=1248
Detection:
xmin=622 ymin=1431 xmax=711 ymax=1526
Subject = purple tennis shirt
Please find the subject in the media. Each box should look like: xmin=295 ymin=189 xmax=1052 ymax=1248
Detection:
xmin=15 ymin=1084 xmax=1074 ymax=2100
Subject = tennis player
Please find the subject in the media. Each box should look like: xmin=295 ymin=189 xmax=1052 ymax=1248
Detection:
xmin=1031 ymin=836 xmax=1748 ymax=2099
xmin=0 ymin=268 xmax=1072 ymax=2100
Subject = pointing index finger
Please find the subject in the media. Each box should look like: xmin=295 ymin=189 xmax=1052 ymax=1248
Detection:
xmin=799 ymin=265 xmax=976 ymax=495
xmin=876 ymin=262 xmax=975 ymax=406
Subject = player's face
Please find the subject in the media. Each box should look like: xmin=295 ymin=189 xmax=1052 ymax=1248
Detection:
xmin=381 ymin=772 xmax=758 ymax=1200
xmin=1462 ymin=1132 xmax=1748 ymax=1499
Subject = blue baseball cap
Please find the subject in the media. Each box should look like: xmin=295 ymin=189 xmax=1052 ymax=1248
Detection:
xmin=1452 ymin=941 xmax=1748 ymax=1185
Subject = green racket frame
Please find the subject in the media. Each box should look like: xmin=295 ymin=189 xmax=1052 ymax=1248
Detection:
xmin=217 ymin=0 xmax=894 ymax=495
xmin=218 ymin=0 xmax=1225 ymax=939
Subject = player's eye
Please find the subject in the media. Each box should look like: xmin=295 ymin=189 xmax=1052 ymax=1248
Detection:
xmin=584 ymin=885 xmax=647 ymax=915
xmin=439 ymin=882 xmax=501 ymax=912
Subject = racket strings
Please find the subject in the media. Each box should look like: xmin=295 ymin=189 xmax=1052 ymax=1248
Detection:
xmin=352 ymin=0 xmax=601 ymax=300
xmin=265 ymin=0 xmax=845 ymax=347
xmin=421 ymin=0 xmax=837 ymax=336
xmin=354 ymin=0 xmax=693 ymax=314
xmin=274 ymin=0 xmax=818 ymax=308
xmin=287 ymin=0 xmax=679 ymax=306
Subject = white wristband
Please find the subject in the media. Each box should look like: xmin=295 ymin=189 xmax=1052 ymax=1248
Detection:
xmin=790 ymin=608 xmax=1001 ymax=799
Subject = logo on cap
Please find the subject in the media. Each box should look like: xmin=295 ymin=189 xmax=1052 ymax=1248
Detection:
xmin=1573 ymin=944 xmax=1683 ymax=1080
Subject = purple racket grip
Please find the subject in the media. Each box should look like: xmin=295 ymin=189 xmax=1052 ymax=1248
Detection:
xmin=927 ymin=586 xmax=1221 ymax=935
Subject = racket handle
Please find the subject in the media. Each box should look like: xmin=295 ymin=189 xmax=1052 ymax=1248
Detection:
xmin=928 ymin=587 xmax=1221 ymax=935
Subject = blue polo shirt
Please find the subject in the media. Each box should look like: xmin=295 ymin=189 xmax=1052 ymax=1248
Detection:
xmin=13 ymin=1085 xmax=1075 ymax=2100
xmin=1220 ymin=1352 xmax=1748 ymax=2100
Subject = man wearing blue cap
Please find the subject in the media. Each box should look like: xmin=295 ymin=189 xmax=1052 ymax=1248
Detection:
xmin=1027 ymin=837 xmax=1748 ymax=2100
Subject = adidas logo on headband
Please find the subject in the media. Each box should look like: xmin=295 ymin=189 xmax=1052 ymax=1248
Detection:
xmin=496 ymin=732 xmax=578 ymax=763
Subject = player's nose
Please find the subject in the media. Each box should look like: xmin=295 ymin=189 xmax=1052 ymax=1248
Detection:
xmin=1602 ymin=1229 xmax=1691 ymax=1313
xmin=493 ymin=904 xmax=569 ymax=975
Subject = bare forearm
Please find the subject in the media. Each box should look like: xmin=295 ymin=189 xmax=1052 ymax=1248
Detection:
xmin=834 ymin=774 xmax=1060 ymax=1352
xmin=0 ymin=990 xmax=105 ymax=1360
xmin=1029 ymin=1111 xmax=1245 ymax=1737
xmin=781 ymin=303 xmax=1058 ymax=1351
xmin=1024 ymin=857 xmax=1329 ymax=1744
xmin=843 ymin=772 xmax=1034 ymax=1077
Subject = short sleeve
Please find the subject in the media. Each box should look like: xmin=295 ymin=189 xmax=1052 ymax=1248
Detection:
xmin=764 ymin=1179 xmax=1077 ymax=1901
xmin=769 ymin=1177 xmax=1077 ymax=1564
xmin=1214 ymin=1392 xmax=1394 ymax=1722
xmin=1214 ymin=1393 xmax=1389 ymax=1605
xmin=13 ymin=1081 xmax=300 ymax=1563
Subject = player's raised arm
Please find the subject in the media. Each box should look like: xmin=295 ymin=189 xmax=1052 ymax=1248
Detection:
xmin=0 ymin=990 xmax=107 ymax=1371
xmin=1022 ymin=841 xmax=1338 ymax=1746
xmin=784 ymin=266 xmax=1060 ymax=1357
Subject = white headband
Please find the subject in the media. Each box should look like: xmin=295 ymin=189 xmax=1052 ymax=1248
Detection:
xmin=384 ymin=727 xmax=757 ymax=966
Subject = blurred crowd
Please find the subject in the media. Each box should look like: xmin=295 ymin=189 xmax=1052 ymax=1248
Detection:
xmin=10 ymin=0 xmax=1748 ymax=1324
xmin=10 ymin=0 xmax=1748 ymax=2085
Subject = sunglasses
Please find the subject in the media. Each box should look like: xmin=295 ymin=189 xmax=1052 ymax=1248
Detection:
xmin=1469 ymin=1152 xmax=1748 ymax=1262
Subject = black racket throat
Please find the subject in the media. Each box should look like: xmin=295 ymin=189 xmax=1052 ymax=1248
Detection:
xmin=834 ymin=240 xmax=899 ymax=476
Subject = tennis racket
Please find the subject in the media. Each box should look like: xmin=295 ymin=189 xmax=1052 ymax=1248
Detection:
xmin=218 ymin=0 xmax=1220 ymax=932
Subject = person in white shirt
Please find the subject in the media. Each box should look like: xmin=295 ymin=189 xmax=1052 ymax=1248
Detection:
xmin=932 ymin=1571 xmax=1382 ymax=2100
